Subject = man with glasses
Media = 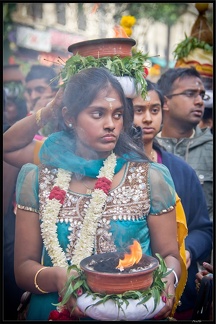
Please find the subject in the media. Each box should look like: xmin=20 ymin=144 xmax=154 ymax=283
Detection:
xmin=156 ymin=67 xmax=213 ymax=319
xmin=156 ymin=67 xmax=212 ymax=220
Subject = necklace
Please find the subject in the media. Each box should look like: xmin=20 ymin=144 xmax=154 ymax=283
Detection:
xmin=41 ymin=152 xmax=117 ymax=268
xmin=82 ymin=179 xmax=95 ymax=195
xmin=150 ymin=149 xmax=157 ymax=161
xmin=150 ymin=150 xmax=154 ymax=161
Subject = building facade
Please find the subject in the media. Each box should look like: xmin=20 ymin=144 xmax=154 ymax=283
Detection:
xmin=4 ymin=3 xmax=210 ymax=76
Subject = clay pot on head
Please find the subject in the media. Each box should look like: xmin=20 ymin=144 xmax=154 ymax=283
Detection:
xmin=68 ymin=38 xmax=136 ymax=58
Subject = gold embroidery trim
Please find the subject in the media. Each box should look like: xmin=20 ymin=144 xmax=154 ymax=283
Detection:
xmin=17 ymin=204 xmax=38 ymax=213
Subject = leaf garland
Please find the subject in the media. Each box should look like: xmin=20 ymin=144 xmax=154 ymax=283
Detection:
xmin=173 ymin=33 xmax=213 ymax=60
xmin=59 ymin=52 xmax=150 ymax=99
xmin=55 ymin=253 xmax=173 ymax=316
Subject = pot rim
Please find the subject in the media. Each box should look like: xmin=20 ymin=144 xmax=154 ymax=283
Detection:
xmin=80 ymin=252 xmax=159 ymax=277
xmin=68 ymin=37 xmax=136 ymax=53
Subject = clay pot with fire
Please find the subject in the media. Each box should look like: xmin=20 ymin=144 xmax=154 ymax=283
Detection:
xmin=80 ymin=240 xmax=159 ymax=295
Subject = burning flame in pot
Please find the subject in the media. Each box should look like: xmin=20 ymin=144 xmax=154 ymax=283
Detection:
xmin=113 ymin=25 xmax=129 ymax=38
xmin=116 ymin=240 xmax=142 ymax=271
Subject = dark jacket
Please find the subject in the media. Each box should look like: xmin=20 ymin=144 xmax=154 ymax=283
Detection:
xmin=156 ymin=126 xmax=213 ymax=220
xmin=154 ymin=144 xmax=212 ymax=313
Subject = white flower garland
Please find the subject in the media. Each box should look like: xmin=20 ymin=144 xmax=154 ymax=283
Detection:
xmin=41 ymin=153 xmax=117 ymax=268
xmin=40 ymin=169 xmax=71 ymax=268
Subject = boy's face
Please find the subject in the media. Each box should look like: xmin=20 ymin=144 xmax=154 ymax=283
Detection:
xmin=25 ymin=78 xmax=55 ymax=111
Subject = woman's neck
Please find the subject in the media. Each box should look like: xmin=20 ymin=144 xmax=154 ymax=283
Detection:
xmin=143 ymin=142 xmax=153 ymax=157
xmin=75 ymin=145 xmax=112 ymax=160
xmin=143 ymin=141 xmax=157 ymax=162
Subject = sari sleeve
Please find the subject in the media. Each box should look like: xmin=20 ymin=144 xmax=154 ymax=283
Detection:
xmin=16 ymin=163 xmax=39 ymax=213
xmin=148 ymin=162 xmax=176 ymax=215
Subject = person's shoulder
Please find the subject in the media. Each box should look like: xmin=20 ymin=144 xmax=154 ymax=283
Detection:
xmin=161 ymin=149 xmax=200 ymax=177
xmin=18 ymin=163 xmax=39 ymax=179
xmin=17 ymin=163 xmax=39 ymax=185
xmin=20 ymin=162 xmax=38 ymax=172
xmin=148 ymin=161 xmax=172 ymax=177
xmin=161 ymin=149 xmax=193 ymax=167
xmin=194 ymin=126 xmax=213 ymax=141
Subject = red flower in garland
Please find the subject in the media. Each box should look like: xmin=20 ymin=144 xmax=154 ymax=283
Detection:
xmin=94 ymin=177 xmax=111 ymax=195
xmin=49 ymin=186 xmax=66 ymax=204
xmin=49 ymin=310 xmax=60 ymax=320
xmin=48 ymin=308 xmax=78 ymax=321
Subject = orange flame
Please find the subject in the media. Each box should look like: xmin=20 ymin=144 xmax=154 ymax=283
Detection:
xmin=113 ymin=25 xmax=129 ymax=38
xmin=116 ymin=240 xmax=142 ymax=270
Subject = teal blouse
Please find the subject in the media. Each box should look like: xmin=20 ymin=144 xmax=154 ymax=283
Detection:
xmin=16 ymin=160 xmax=176 ymax=320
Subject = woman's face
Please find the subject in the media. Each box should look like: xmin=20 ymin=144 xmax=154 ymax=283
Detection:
xmin=72 ymin=87 xmax=124 ymax=159
xmin=132 ymin=90 xmax=162 ymax=144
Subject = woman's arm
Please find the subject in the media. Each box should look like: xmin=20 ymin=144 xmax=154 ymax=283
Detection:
xmin=3 ymin=88 xmax=64 ymax=168
xmin=3 ymin=161 xmax=20 ymax=216
xmin=14 ymin=207 xmax=67 ymax=294
xmin=14 ymin=207 xmax=84 ymax=317
xmin=148 ymin=208 xmax=181 ymax=319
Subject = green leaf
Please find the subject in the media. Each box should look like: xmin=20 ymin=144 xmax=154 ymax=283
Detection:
xmin=173 ymin=36 xmax=213 ymax=59
xmin=55 ymin=253 xmax=173 ymax=320
xmin=58 ymin=52 xmax=150 ymax=99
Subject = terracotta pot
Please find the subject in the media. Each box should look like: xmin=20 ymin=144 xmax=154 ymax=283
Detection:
xmin=68 ymin=38 xmax=136 ymax=58
xmin=80 ymin=252 xmax=159 ymax=295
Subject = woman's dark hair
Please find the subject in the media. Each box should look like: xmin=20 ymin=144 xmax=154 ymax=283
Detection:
xmin=146 ymin=79 xmax=164 ymax=107
xmin=61 ymin=67 xmax=148 ymax=161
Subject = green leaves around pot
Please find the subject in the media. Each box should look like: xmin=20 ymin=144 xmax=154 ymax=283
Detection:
xmin=59 ymin=51 xmax=149 ymax=99
xmin=54 ymin=253 xmax=172 ymax=315
xmin=173 ymin=34 xmax=213 ymax=60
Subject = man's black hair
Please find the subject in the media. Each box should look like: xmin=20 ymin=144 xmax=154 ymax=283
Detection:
xmin=157 ymin=67 xmax=201 ymax=96
xmin=25 ymin=65 xmax=58 ymax=90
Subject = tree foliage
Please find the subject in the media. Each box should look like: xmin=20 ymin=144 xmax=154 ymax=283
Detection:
xmin=113 ymin=3 xmax=189 ymax=26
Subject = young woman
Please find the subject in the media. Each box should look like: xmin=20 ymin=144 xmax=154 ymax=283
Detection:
xmin=131 ymin=79 xmax=212 ymax=320
xmin=14 ymin=68 xmax=180 ymax=320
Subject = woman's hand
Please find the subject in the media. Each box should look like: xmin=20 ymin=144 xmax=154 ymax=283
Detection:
xmin=65 ymin=295 xmax=85 ymax=318
xmin=195 ymin=262 xmax=213 ymax=291
xmin=45 ymin=87 xmax=64 ymax=118
xmin=152 ymin=274 xmax=176 ymax=320
xmin=185 ymin=250 xmax=191 ymax=269
xmin=56 ymin=266 xmax=85 ymax=318
xmin=33 ymin=87 xmax=64 ymax=114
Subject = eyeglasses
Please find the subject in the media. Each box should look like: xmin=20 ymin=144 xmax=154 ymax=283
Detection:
xmin=166 ymin=89 xmax=210 ymax=101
